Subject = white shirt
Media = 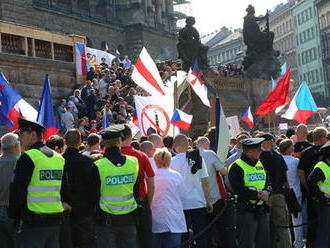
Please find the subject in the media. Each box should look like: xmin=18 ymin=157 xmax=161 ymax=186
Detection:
xmin=148 ymin=157 xmax=157 ymax=171
xmin=170 ymin=152 xmax=209 ymax=210
xmin=99 ymin=79 xmax=108 ymax=97
xmin=62 ymin=111 xmax=74 ymax=130
xmin=199 ymin=148 xmax=224 ymax=204
xmin=282 ymin=155 xmax=301 ymax=197
xmin=151 ymin=168 xmax=187 ymax=233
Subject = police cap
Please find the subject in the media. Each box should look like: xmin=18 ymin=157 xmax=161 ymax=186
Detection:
xmin=16 ymin=117 xmax=45 ymax=133
xmin=98 ymin=124 xmax=125 ymax=140
xmin=240 ymin=137 xmax=265 ymax=150
xmin=259 ymin=133 xmax=275 ymax=141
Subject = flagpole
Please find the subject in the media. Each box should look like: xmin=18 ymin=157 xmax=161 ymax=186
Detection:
xmin=173 ymin=79 xmax=178 ymax=137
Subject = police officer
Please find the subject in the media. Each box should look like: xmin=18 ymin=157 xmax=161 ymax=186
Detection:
xmin=9 ymin=117 xmax=68 ymax=248
xmin=308 ymin=141 xmax=330 ymax=248
xmin=94 ymin=125 xmax=139 ymax=248
xmin=228 ymin=138 xmax=271 ymax=248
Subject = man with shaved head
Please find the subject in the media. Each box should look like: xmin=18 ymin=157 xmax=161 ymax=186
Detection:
xmin=171 ymin=134 xmax=213 ymax=248
xmin=196 ymin=136 xmax=228 ymax=247
xmin=148 ymin=134 xmax=164 ymax=149
xmin=294 ymin=124 xmax=311 ymax=157
xmin=140 ymin=141 xmax=156 ymax=171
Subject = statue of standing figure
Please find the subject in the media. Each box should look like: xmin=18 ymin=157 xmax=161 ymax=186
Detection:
xmin=177 ymin=17 xmax=209 ymax=72
xmin=243 ymin=5 xmax=281 ymax=80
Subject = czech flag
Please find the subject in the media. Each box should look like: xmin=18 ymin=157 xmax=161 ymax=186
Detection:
xmin=37 ymin=75 xmax=59 ymax=140
xmin=170 ymin=109 xmax=192 ymax=131
xmin=282 ymin=82 xmax=317 ymax=124
xmin=75 ymin=42 xmax=87 ymax=76
xmin=0 ymin=72 xmax=38 ymax=130
xmin=240 ymin=106 xmax=254 ymax=129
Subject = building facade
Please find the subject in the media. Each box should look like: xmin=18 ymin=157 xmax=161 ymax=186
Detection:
xmin=201 ymin=28 xmax=244 ymax=66
xmin=316 ymin=0 xmax=330 ymax=96
xmin=269 ymin=0 xmax=298 ymax=83
xmin=208 ymin=30 xmax=244 ymax=66
xmin=0 ymin=0 xmax=178 ymax=60
xmin=292 ymin=0 xmax=325 ymax=95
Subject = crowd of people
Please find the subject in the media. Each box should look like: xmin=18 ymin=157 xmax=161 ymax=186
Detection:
xmin=1 ymin=118 xmax=330 ymax=248
xmin=213 ymin=64 xmax=243 ymax=77
xmin=56 ymin=55 xmax=188 ymax=140
xmin=56 ymin=55 xmax=244 ymax=140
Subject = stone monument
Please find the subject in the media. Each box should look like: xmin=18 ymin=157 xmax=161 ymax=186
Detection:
xmin=177 ymin=17 xmax=209 ymax=72
xmin=243 ymin=5 xmax=281 ymax=80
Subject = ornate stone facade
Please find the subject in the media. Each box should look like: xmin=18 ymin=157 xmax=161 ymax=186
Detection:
xmin=0 ymin=0 xmax=177 ymax=60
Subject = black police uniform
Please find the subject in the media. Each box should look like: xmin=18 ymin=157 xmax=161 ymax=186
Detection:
xmin=308 ymin=141 xmax=330 ymax=248
xmin=93 ymin=125 xmax=138 ymax=248
xmin=228 ymin=138 xmax=271 ymax=248
xmin=9 ymin=118 xmax=65 ymax=248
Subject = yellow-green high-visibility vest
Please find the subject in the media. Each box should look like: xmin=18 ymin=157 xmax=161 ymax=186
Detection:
xmin=95 ymin=155 xmax=139 ymax=215
xmin=25 ymin=149 xmax=65 ymax=214
xmin=314 ymin=161 xmax=330 ymax=194
xmin=235 ymin=158 xmax=267 ymax=205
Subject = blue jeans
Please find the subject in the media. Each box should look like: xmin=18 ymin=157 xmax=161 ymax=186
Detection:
xmin=152 ymin=232 xmax=181 ymax=248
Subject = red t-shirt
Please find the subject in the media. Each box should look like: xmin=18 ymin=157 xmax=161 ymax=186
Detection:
xmin=121 ymin=146 xmax=155 ymax=198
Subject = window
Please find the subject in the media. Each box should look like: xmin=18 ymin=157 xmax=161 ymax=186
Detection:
xmin=307 ymin=29 xmax=310 ymax=41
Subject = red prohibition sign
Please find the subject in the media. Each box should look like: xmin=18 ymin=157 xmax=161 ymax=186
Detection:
xmin=141 ymin=104 xmax=170 ymax=136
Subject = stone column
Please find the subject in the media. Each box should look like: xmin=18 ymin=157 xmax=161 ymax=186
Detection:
xmin=24 ymin=37 xmax=28 ymax=56
xmin=51 ymin=42 xmax=55 ymax=60
xmin=32 ymin=38 xmax=36 ymax=57
xmin=0 ymin=33 xmax=2 ymax=53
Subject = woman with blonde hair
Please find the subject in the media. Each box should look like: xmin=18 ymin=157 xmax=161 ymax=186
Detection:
xmin=151 ymin=148 xmax=187 ymax=248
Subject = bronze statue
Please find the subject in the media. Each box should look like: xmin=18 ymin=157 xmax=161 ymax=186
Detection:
xmin=177 ymin=17 xmax=209 ymax=71
xmin=243 ymin=5 xmax=280 ymax=80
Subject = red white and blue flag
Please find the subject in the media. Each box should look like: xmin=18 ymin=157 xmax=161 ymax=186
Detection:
xmin=131 ymin=47 xmax=166 ymax=96
xmin=0 ymin=72 xmax=38 ymax=130
xmin=37 ymin=75 xmax=59 ymax=140
xmin=282 ymin=82 xmax=317 ymax=124
xmin=240 ymin=106 xmax=254 ymax=129
xmin=188 ymin=58 xmax=210 ymax=107
xmin=75 ymin=42 xmax=87 ymax=76
xmin=170 ymin=109 xmax=192 ymax=131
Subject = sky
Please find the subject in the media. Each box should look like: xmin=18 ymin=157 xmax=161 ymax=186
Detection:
xmin=189 ymin=0 xmax=285 ymax=35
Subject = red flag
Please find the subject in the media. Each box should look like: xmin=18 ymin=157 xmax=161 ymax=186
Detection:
xmin=255 ymin=69 xmax=291 ymax=115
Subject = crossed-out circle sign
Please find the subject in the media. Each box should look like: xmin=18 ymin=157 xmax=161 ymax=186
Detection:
xmin=141 ymin=104 xmax=170 ymax=136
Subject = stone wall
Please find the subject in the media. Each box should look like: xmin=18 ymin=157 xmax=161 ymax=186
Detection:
xmin=0 ymin=53 xmax=76 ymax=108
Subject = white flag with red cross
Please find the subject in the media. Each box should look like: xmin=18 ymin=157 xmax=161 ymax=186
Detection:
xmin=187 ymin=59 xmax=210 ymax=107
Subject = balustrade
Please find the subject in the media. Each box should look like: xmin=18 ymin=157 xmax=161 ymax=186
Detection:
xmin=1 ymin=33 xmax=25 ymax=55
xmin=0 ymin=32 xmax=74 ymax=63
